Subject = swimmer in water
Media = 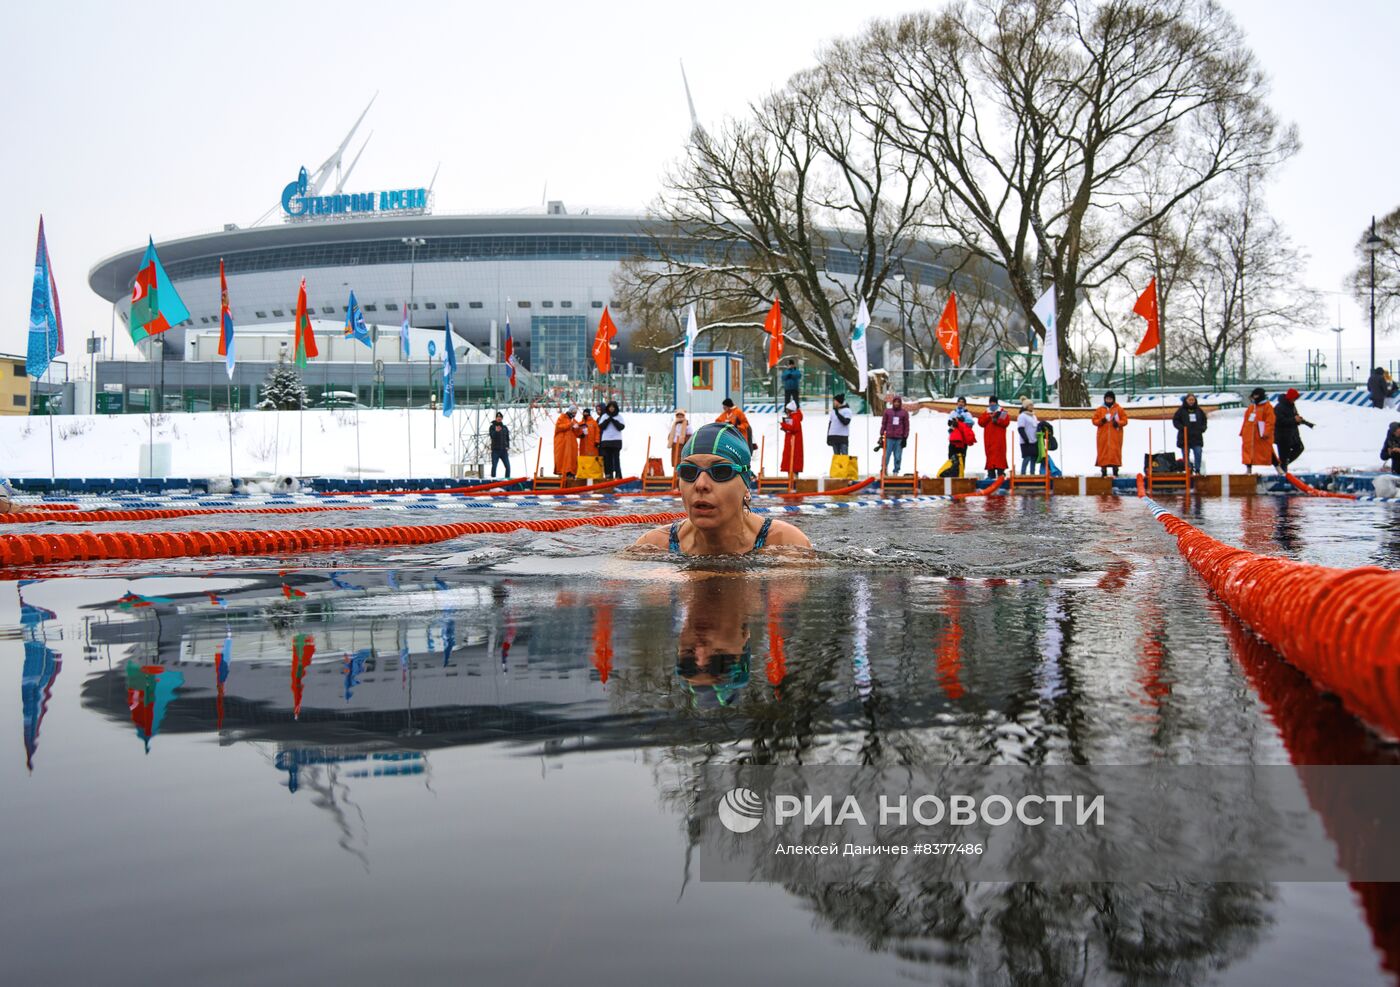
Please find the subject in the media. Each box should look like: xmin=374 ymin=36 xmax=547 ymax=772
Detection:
xmin=633 ymin=423 xmax=811 ymax=556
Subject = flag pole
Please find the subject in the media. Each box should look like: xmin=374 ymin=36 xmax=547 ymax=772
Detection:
xmin=45 ymin=361 xmax=56 ymax=481
xmin=226 ymin=379 xmax=234 ymax=481
xmin=148 ymin=337 xmax=156 ymax=478
xmin=353 ymin=336 xmax=361 ymax=479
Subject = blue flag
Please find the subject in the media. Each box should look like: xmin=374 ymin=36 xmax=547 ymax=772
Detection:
xmin=344 ymin=290 xmax=372 ymax=347
xmin=399 ymin=303 xmax=411 ymax=359
xmin=26 ymin=217 xmax=64 ymax=380
xmin=442 ymin=313 xmax=457 ymax=417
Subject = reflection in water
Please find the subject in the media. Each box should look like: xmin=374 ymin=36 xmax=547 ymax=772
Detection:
xmin=19 ymin=581 xmax=62 ymax=771
xmin=10 ymin=493 xmax=1396 ymax=984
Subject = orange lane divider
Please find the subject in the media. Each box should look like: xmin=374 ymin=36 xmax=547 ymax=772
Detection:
xmin=318 ymin=478 xmax=522 ymax=497
xmin=777 ymin=476 xmax=877 ymax=500
xmin=0 ymin=510 xmax=688 ymax=573
xmin=1284 ymin=472 xmax=1357 ymax=500
xmin=480 ymin=476 xmax=639 ymax=497
xmin=953 ymin=475 xmax=1007 ymax=500
xmin=0 ymin=504 xmax=374 ymax=526
xmin=1144 ymin=497 xmax=1400 ymax=740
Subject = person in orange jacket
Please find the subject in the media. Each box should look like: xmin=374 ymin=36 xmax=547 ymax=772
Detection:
xmin=1240 ymin=387 xmax=1276 ymax=474
xmin=553 ymin=405 xmax=583 ymax=480
xmin=1091 ymin=391 xmax=1129 ymax=477
xmin=715 ymin=398 xmax=754 ymax=447
xmin=780 ymin=400 xmax=804 ymax=478
xmin=578 ymin=407 xmax=601 ymax=458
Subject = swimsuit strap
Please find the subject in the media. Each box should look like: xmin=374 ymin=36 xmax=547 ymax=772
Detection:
xmin=751 ymin=517 xmax=773 ymax=552
xmin=668 ymin=521 xmax=682 ymax=554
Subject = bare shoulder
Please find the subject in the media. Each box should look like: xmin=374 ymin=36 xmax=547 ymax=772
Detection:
xmin=631 ymin=525 xmax=673 ymax=551
xmin=762 ymin=518 xmax=812 ymax=550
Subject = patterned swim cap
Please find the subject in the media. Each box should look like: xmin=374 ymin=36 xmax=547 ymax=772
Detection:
xmin=680 ymin=423 xmax=754 ymax=488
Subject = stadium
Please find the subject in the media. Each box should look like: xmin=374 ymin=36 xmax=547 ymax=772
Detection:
xmin=86 ymin=113 xmax=1016 ymax=413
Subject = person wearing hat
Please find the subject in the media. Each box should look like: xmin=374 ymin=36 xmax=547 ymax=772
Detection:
xmin=668 ymin=410 xmax=693 ymax=467
xmin=1172 ymin=394 xmax=1209 ymax=474
xmin=715 ymin=397 xmax=754 ymax=447
xmin=1091 ymin=391 xmax=1128 ymax=477
xmin=632 ymin=423 xmax=810 ymax=555
xmin=1016 ymin=399 xmax=1040 ymax=474
xmin=780 ymin=358 xmax=803 ymax=408
xmin=977 ymin=397 xmax=1011 ymax=478
xmin=553 ymin=405 xmax=583 ymax=482
xmin=879 ymin=395 xmax=911 ymax=474
xmin=1240 ymin=387 xmax=1276 ymax=474
xmin=488 ymin=412 xmax=512 ymax=478
xmin=1273 ymin=388 xmax=1314 ymax=473
xmin=827 ymin=394 xmax=852 ymax=456
xmin=576 ymin=406 xmax=602 ymax=479
xmin=780 ymin=400 xmax=804 ymax=480
xmin=597 ymin=400 xmax=625 ymax=480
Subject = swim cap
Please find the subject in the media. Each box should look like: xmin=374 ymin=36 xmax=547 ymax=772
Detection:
xmin=680 ymin=423 xmax=754 ymax=488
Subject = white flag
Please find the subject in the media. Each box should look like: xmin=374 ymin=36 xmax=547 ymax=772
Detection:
xmin=682 ymin=305 xmax=698 ymax=392
xmin=1034 ymin=286 xmax=1059 ymax=386
xmin=852 ymin=299 xmax=870 ymax=393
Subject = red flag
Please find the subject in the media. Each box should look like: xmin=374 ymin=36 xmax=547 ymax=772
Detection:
xmin=764 ymin=298 xmax=784 ymax=369
xmin=1133 ymin=279 xmax=1160 ymax=356
xmin=936 ymin=293 xmax=960 ymax=367
xmin=592 ymin=306 xmax=617 ymax=375
xmin=293 ymin=278 xmax=318 ymax=367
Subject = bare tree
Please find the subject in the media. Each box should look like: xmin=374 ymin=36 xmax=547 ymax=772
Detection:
xmin=833 ymin=0 xmax=1297 ymax=404
xmin=1165 ymin=177 xmax=1318 ymax=382
xmin=613 ymin=65 xmax=952 ymax=403
xmin=1348 ymin=206 xmax=1400 ymax=329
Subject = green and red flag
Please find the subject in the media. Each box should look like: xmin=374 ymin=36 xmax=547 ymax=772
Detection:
xmin=128 ymin=237 xmax=188 ymax=343
xmin=292 ymin=278 xmax=318 ymax=367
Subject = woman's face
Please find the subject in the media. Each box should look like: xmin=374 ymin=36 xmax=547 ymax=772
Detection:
xmin=679 ymin=453 xmax=746 ymax=530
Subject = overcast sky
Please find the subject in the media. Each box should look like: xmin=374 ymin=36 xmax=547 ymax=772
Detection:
xmin=2 ymin=0 xmax=1395 ymax=378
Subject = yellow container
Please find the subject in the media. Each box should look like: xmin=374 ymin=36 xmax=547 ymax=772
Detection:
xmin=577 ymin=455 xmax=604 ymax=480
xmin=830 ymin=454 xmax=858 ymax=480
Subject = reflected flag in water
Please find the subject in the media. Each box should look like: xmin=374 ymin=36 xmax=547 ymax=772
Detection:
xmin=214 ymin=634 xmax=232 ymax=730
xmin=291 ymin=634 xmax=314 ymax=720
xmin=343 ymin=649 xmax=370 ymax=702
xmin=22 ymin=640 xmax=62 ymax=771
xmin=281 ymin=584 xmax=307 ymax=600
xmin=441 ymin=618 xmax=456 ymax=668
xmin=592 ymin=604 xmax=613 ymax=685
xmin=116 ymin=591 xmax=174 ymax=610
xmin=935 ymin=583 xmax=965 ymax=701
xmin=329 ymin=572 xmax=366 ymax=592
xmin=125 ymin=662 xmax=184 ymax=753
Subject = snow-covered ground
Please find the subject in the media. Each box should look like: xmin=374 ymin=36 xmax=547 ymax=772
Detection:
xmin=1 ymin=399 xmax=1394 ymax=480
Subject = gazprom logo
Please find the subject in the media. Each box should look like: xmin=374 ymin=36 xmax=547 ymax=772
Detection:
xmin=281 ymin=165 xmax=428 ymax=219
xmin=717 ymin=788 xmax=765 ymax=833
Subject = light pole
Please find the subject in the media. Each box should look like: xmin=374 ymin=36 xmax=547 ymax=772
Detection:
xmin=1366 ymin=217 xmax=1385 ymax=372
xmin=402 ymin=236 xmax=426 ymax=409
xmin=1331 ymin=324 xmax=1344 ymax=383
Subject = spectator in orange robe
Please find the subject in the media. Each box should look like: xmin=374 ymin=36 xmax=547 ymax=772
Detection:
xmin=780 ymin=401 xmax=804 ymax=477
xmin=1091 ymin=391 xmax=1128 ymax=477
xmin=553 ymin=406 xmax=582 ymax=479
xmin=1240 ymin=387 xmax=1276 ymax=474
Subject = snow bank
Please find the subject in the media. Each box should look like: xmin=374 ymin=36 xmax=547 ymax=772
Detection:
xmin=1 ymin=399 xmax=1395 ymax=479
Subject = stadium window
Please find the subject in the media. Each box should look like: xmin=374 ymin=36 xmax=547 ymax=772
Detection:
xmin=693 ymin=359 xmax=715 ymax=390
xmin=468 ymin=302 xmax=483 ymax=309
xmin=446 ymin=302 xmax=460 ymax=310
xmin=517 ymin=301 xmax=531 ymax=308
xmin=385 ymin=303 xmax=399 ymax=311
xmin=541 ymin=301 xmax=554 ymax=308
xmin=424 ymin=302 xmax=437 ymax=310
xmin=201 ymin=316 xmax=211 ymax=324
xmin=590 ymin=301 xmax=603 ymax=309
xmin=272 ymin=310 xmax=284 ymax=317
xmin=13 ymin=394 xmax=26 ymax=407
xmin=411 ymin=303 xmax=419 ymax=310
xmin=13 ymin=364 xmax=25 ymax=376
xmin=560 ymin=300 xmax=573 ymax=309
xmin=321 ymin=306 xmax=335 ymax=314
xmin=364 ymin=304 xmax=378 ymax=313
xmin=255 ymin=311 xmax=268 ymax=318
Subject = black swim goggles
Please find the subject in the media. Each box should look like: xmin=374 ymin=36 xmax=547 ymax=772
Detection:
xmin=677 ymin=461 xmax=748 ymax=483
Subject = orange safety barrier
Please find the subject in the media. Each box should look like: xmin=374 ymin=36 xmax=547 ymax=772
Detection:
xmin=777 ymin=476 xmax=877 ymax=500
xmin=0 ymin=504 xmax=374 ymax=525
xmin=953 ymin=475 xmax=1007 ymax=500
xmin=1144 ymin=498 xmax=1400 ymax=741
xmin=0 ymin=510 xmax=688 ymax=574
xmin=1284 ymin=472 xmax=1357 ymax=500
